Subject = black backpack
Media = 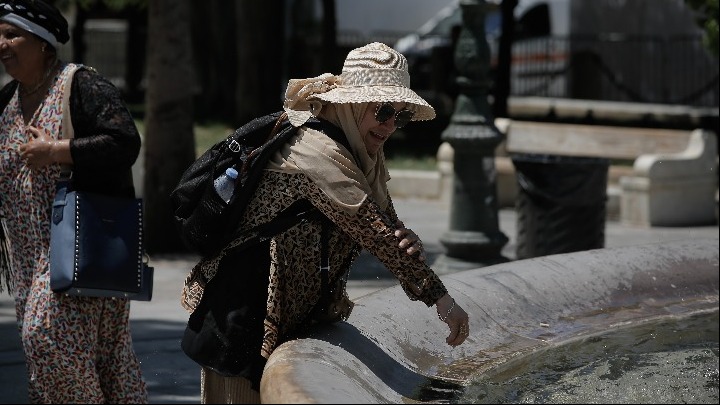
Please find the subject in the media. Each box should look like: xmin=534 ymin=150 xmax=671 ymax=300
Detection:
xmin=170 ymin=111 xmax=349 ymax=257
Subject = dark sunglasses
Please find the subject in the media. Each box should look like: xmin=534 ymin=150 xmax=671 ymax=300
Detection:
xmin=374 ymin=103 xmax=415 ymax=129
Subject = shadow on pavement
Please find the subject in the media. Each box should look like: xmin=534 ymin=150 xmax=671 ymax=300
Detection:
xmin=131 ymin=320 xmax=200 ymax=404
xmin=0 ymin=316 xmax=201 ymax=404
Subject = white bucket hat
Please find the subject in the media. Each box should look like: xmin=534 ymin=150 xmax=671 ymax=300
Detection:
xmin=284 ymin=42 xmax=436 ymax=127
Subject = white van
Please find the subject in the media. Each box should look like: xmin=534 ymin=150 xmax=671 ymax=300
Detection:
xmin=395 ymin=0 xmax=718 ymax=107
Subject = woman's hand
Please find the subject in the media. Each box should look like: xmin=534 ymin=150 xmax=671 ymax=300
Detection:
xmin=19 ymin=126 xmax=71 ymax=169
xmin=394 ymin=220 xmax=425 ymax=261
xmin=435 ymin=293 xmax=470 ymax=347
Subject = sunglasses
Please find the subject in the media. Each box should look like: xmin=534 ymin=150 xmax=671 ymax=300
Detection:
xmin=374 ymin=103 xmax=415 ymax=129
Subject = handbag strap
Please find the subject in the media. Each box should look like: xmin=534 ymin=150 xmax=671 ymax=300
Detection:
xmin=51 ymin=181 xmax=70 ymax=225
xmin=59 ymin=64 xmax=82 ymax=179
xmin=61 ymin=64 xmax=81 ymax=140
xmin=49 ymin=65 xmax=82 ymax=235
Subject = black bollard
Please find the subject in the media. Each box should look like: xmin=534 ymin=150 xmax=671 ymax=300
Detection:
xmin=433 ymin=0 xmax=509 ymax=273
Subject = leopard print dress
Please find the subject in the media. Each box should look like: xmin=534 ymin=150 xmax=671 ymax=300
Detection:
xmin=181 ymin=162 xmax=448 ymax=387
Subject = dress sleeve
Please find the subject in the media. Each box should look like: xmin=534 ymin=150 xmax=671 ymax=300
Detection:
xmin=67 ymin=68 xmax=141 ymax=171
xmin=301 ymin=179 xmax=448 ymax=307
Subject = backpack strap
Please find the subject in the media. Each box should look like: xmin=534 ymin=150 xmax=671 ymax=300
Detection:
xmin=224 ymin=199 xmax=323 ymax=253
xmin=305 ymin=116 xmax=351 ymax=152
xmin=247 ymin=112 xmax=290 ymax=162
xmin=318 ymin=216 xmax=331 ymax=299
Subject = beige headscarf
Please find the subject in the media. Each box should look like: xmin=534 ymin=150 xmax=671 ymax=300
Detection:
xmin=267 ymin=100 xmax=390 ymax=214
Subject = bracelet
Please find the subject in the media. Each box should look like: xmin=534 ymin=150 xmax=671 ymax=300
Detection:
xmin=437 ymin=298 xmax=455 ymax=322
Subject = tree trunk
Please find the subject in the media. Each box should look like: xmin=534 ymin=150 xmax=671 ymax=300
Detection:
xmin=144 ymin=0 xmax=196 ymax=253
xmin=234 ymin=0 xmax=285 ymax=124
xmin=191 ymin=0 xmax=237 ymax=122
xmin=71 ymin=4 xmax=87 ymax=63
xmin=320 ymin=0 xmax=337 ymax=71
xmin=124 ymin=5 xmax=147 ymax=104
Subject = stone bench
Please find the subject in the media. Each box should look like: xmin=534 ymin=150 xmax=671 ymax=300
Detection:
xmin=492 ymin=120 xmax=718 ymax=226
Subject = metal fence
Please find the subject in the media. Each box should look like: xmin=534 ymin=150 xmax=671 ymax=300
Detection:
xmin=509 ymin=35 xmax=719 ymax=107
xmin=333 ymin=31 xmax=718 ymax=108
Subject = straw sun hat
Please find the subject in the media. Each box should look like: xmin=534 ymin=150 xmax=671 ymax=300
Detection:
xmin=284 ymin=42 xmax=436 ymax=126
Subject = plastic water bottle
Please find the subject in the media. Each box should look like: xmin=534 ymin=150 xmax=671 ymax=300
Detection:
xmin=213 ymin=167 xmax=238 ymax=204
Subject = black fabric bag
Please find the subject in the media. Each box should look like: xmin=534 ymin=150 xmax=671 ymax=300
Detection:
xmin=170 ymin=111 xmax=349 ymax=257
xmin=181 ymin=241 xmax=271 ymax=387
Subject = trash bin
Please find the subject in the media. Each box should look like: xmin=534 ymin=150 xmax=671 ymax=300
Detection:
xmin=511 ymin=153 xmax=610 ymax=260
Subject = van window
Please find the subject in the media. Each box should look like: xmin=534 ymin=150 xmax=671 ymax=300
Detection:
xmin=515 ymin=4 xmax=551 ymax=39
xmin=427 ymin=7 xmax=461 ymax=36
xmin=423 ymin=6 xmax=503 ymax=38
xmin=486 ymin=9 xmax=502 ymax=39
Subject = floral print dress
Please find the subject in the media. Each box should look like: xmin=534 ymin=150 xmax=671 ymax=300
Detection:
xmin=0 ymin=63 xmax=147 ymax=403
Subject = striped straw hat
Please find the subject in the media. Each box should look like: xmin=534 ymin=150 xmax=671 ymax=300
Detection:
xmin=311 ymin=42 xmax=435 ymax=121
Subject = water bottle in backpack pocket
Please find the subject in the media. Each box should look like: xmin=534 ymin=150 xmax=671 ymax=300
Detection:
xmin=213 ymin=167 xmax=239 ymax=204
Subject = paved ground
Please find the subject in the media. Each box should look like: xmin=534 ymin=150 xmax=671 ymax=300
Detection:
xmin=1 ymin=198 xmax=717 ymax=404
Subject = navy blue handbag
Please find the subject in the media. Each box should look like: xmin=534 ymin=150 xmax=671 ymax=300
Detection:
xmin=49 ymin=182 xmax=153 ymax=301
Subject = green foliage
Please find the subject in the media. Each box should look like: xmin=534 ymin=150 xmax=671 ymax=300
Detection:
xmin=136 ymin=119 xmax=232 ymax=159
xmin=686 ymin=0 xmax=719 ymax=56
xmin=193 ymin=122 xmax=233 ymax=158
xmin=384 ymin=153 xmax=437 ymax=171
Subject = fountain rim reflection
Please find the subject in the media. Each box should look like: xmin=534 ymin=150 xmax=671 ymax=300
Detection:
xmin=261 ymin=238 xmax=719 ymax=403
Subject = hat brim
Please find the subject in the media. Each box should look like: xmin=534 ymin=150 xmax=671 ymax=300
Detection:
xmin=312 ymin=86 xmax=436 ymax=121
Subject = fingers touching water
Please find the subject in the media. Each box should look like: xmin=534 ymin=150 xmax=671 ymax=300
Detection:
xmin=435 ymin=293 xmax=470 ymax=347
